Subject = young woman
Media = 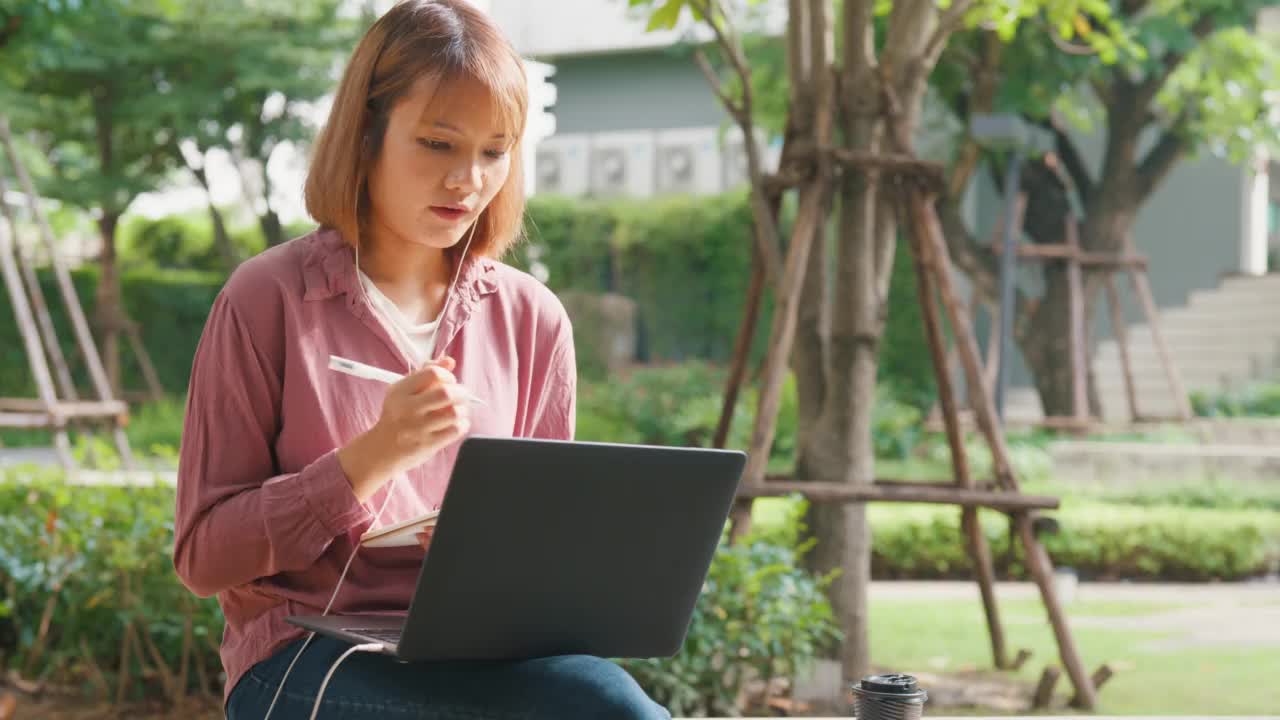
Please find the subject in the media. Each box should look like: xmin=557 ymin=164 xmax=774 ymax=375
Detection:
xmin=173 ymin=2 xmax=669 ymax=717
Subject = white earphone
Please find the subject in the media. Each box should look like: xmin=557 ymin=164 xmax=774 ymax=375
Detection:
xmin=262 ymin=218 xmax=480 ymax=720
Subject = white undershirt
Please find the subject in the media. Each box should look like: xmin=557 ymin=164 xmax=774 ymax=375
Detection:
xmin=358 ymin=270 xmax=440 ymax=366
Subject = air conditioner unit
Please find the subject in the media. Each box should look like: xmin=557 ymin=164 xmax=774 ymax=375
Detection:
xmin=588 ymin=131 xmax=654 ymax=197
xmin=720 ymin=126 xmax=777 ymax=190
xmin=654 ymin=127 xmax=720 ymax=195
xmin=533 ymin=134 xmax=589 ymax=196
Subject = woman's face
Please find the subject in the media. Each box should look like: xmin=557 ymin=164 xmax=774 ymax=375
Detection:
xmin=366 ymin=74 xmax=513 ymax=251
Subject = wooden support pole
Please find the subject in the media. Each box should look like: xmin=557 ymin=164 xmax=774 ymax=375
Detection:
xmin=1031 ymin=666 xmax=1061 ymax=709
xmin=125 ymin=322 xmax=163 ymax=402
xmin=962 ymin=508 xmax=1008 ymax=667
xmin=0 ymin=115 xmax=136 ymax=470
xmin=905 ymin=196 xmax=1009 ymax=669
xmin=1104 ymin=273 xmax=1140 ymax=421
xmin=11 ymin=221 xmax=78 ymax=402
xmin=721 ymin=231 xmax=768 ymax=542
xmin=908 ymin=190 xmax=1096 ymax=708
xmin=1072 ymin=664 xmax=1115 ymax=707
xmin=0 ymin=398 xmax=126 ymax=413
xmin=909 ymin=203 xmax=973 ymax=492
xmin=878 ymin=79 xmax=1095 ymax=711
xmin=1064 ymin=219 xmax=1089 ymax=423
xmin=994 ymin=243 xmax=1148 ymax=268
xmin=982 ymin=298 xmax=1000 ymax=403
xmin=738 ymin=481 xmax=1060 ymax=511
xmin=1017 ymin=512 xmax=1097 ymax=709
xmin=715 ymin=243 xmax=766 ymax=451
xmin=0 ymin=118 xmax=117 ymax=406
xmin=1125 ymin=242 xmax=1192 ymax=420
xmin=0 ymin=171 xmax=74 ymax=471
xmin=908 ymin=192 xmax=1019 ymax=492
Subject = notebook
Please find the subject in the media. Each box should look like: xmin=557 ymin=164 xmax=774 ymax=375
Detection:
xmin=359 ymin=509 xmax=441 ymax=548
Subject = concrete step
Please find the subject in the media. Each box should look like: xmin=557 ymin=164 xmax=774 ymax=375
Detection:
xmin=1217 ymin=273 xmax=1280 ymax=293
xmin=1187 ymin=279 xmax=1280 ymax=302
xmin=1049 ymin=440 xmax=1280 ymax=484
xmin=1110 ymin=329 xmax=1280 ymax=358
xmin=1186 ymin=418 xmax=1280 ymax=444
xmin=1159 ymin=316 xmax=1280 ymax=338
xmin=1095 ymin=376 xmax=1231 ymax=399
xmin=1161 ymin=303 xmax=1280 ymax=323
xmin=1095 ymin=353 xmax=1264 ymax=384
xmin=1095 ymin=340 xmax=1280 ymax=364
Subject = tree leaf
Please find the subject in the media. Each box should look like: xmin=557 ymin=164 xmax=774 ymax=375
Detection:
xmin=646 ymin=0 xmax=685 ymax=31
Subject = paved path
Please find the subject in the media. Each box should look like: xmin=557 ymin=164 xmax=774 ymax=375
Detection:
xmin=870 ymin=579 xmax=1280 ymax=652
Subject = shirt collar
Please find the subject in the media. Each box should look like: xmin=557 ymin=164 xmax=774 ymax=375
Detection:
xmin=301 ymin=227 xmax=500 ymax=308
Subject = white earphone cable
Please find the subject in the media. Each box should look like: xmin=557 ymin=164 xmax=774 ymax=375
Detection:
xmin=261 ymin=220 xmax=479 ymax=720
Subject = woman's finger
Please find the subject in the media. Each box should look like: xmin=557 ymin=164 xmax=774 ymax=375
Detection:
xmin=411 ymin=384 xmax=467 ymax=415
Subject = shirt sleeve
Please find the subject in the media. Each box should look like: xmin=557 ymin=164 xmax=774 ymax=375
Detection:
xmin=526 ymin=324 xmax=577 ymax=442
xmin=172 ymin=293 xmax=372 ymax=598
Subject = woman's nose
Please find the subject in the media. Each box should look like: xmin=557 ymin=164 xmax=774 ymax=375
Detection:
xmin=446 ymin=161 xmax=482 ymax=193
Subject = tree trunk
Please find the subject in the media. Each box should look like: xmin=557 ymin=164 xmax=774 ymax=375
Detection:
xmin=787 ymin=0 xmax=828 ymax=469
xmin=805 ymin=48 xmax=882 ymax=683
xmin=1017 ymin=179 xmax=1138 ymax=418
xmin=259 ymin=160 xmax=286 ymax=247
xmin=1018 ymin=268 xmax=1077 ymax=417
xmin=259 ymin=208 xmax=285 ymax=248
xmin=185 ymin=159 xmax=238 ymax=272
xmin=94 ymin=211 xmax=125 ymax=394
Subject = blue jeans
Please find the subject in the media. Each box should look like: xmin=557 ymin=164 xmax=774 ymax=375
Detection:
xmin=226 ymin=635 xmax=672 ymax=720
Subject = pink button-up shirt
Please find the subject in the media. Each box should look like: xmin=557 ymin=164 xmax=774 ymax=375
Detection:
xmin=172 ymin=228 xmax=576 ymax=703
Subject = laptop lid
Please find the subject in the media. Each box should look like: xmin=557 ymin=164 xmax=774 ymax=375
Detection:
xmin=396 ymin=435 xmax=745 ymax=662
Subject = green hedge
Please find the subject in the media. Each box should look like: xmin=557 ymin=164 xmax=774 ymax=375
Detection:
xmin=1191 ymin=381 xmax=1280 ymax=417
xmin=867 ymin=502 xmax=1280 ymax=582
xmin=0 ymin=472 xmax=224 ymax=702
xmin=516 ymin=192 xmax=933 ymax=398
xmin=513 ymin=192 xmax=774 ymax=371
xmin=1 ymin=193 xmax=932 ymax=400
xmin=0 ymin=470 xmax=837 ymax=715
xmin=0 ymin=266 xmax=225 ymax=398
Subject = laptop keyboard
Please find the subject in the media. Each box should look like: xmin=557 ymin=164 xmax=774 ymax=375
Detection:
xmin=341 ymin=626 xmax=403 ymax=646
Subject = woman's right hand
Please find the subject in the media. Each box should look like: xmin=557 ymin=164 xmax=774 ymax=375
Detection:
xmin=337 ymin=356 xmax=472 ymax=502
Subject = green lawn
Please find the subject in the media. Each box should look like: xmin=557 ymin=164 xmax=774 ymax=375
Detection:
xmin=868 ymin=595 xmax=1280 ymax=715
xmin=751 ymin=496 xmax=1280 ymax=715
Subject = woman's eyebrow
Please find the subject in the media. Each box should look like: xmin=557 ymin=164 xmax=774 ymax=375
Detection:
xmin=430 ymin=120 xmax=507 ymax=140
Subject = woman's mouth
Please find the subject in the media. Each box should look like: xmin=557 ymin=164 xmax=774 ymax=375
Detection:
xmin=430 ymin=206 xmax=467 ymax=222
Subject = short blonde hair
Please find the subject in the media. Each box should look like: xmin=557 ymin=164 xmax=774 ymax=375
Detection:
xmin=305 ymin=0 xmax=528 ymax=260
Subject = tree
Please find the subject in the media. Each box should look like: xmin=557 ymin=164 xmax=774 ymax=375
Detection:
xmin=631 ymin=0 xmax=1120 ymax=685
xmin=935 ymin=1 xmax=1280 ymax=416
xmin=1 ymin=0 xmax=192 ymax=392
xmin=162 ymin=1 xmax=354 ymax=253
xmin=1 ymin=1 xmax=356 ymax=390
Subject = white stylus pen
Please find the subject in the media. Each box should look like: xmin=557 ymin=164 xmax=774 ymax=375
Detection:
xmin=328 ymin=354 xmax=488 ymax=406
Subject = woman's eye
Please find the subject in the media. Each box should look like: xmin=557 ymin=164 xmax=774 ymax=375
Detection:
xmin=485 ymin=149 xmax=508 ymax=159
xmin=418 ymin=139 xmax=451 ymax=151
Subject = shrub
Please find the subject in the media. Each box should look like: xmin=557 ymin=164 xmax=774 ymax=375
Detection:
xmin=866 ymin=501 xmax=1280 ymax=582
xmin=618 ymin=498 xmax=841 ymax=717
xmin=0 ymin=470 xmax=839 ymax=715
xmin=0 ymin=468 xmax=223 ymax=702
xmin=1191 ymin=381 xmax=1280 ymax=417
xmin=576 ymin=363 xmax=929 ymax=471
xmin=518 ymin=192 xmax=930 ymax=394
xmin=0 ymin=266 xmax=225 ymax=399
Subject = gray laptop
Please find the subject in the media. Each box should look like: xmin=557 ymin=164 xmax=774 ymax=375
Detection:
xmin=287 ymin=435 xmax=745 ymax=661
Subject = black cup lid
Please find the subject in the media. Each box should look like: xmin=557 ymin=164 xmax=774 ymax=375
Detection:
xmin=860 ymin=674 xmax=918 ymax=694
